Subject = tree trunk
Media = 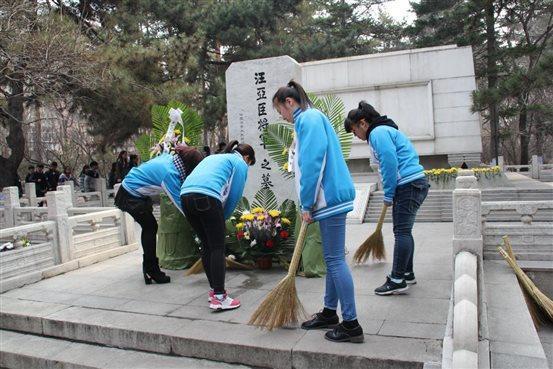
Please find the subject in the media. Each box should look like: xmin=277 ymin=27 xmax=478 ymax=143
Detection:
xmin=519 ymin=105 xmax=529 ymax=164
xmin=0 ymin=79 xmax=26 ymax=189
xmin=485 ymin=0 xmax=499 ymax=164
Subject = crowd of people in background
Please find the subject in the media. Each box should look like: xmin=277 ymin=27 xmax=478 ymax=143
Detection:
xmin=21 ymin=143 xmax=228 ymax=201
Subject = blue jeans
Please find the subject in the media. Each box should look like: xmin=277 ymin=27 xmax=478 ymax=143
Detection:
xmin=391 ymin=178 xmax=429 ymax=281
xmin=320 ymin=213 xmax=357 ymax=321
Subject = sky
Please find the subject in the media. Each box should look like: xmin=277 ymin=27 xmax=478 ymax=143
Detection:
xmin=378 ymin=0 xmax=417 ymax=24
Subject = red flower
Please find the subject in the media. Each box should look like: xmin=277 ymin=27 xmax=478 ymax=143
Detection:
xmin=237 ymin=231 xmax=245 ymax=240
xmin=279 ymin=230 xmax=289 ymax=239
xmin=265 ymin=239 xmax=274 ymax=248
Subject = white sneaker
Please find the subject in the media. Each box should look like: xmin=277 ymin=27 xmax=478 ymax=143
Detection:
xmin=209 ymin=293 xmax=241 ymax=311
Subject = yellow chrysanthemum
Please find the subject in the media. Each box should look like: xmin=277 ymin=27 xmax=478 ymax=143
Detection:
xmin=184 ymin=136 xmax=191 ymax=144
xmin=268 ymin=210 xmax=281 ymax=218
xmin=236 ymin=223 xmax=244 ymax=230
xmin=174 ymin=129 xmax=181 ymax=136
xmin=256 ymin=215 xmax=266 ymax=221
xmin=252 ymin=207 xmax=265 ymax=214
xmin=240 ymin=214 xmax=255 ymax=221
xmin=282 ymin=163 xmax=289 ymax=171
xmin=281 ymin=218 xmax=291 ymax=225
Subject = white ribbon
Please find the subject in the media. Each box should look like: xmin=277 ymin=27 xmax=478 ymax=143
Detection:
xmin=164 ymin=108 xmax=183 ymax=151
xmin=287 ymin=137 xmax=296 ymax=173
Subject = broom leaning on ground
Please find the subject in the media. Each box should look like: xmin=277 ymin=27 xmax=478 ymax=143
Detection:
xmin=498 ymin=236 xmax=553 ymax=323
xmin=185 ymin=256 xmax=253 ymax=276
xmin=249 ymin=221 xmax=309 ymax=330
xmin=353 ymin=204 xmax=388 ymax=264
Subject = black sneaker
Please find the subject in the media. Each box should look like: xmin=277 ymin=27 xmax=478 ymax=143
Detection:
xmin=301 ymin=312 xmax=339 ymax=330
xmin=325 ymin=323 xmax=364 ymax=343
xmin=404 ymin=272 xmax=417 ymax=285
xmin=374 ymin=276 xmax=408 ymax=295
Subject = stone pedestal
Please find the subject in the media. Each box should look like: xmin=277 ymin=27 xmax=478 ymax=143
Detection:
xmin=452 ymin=173 xmax=483 ymax=257
xmin=47 ymin=190 xmax=73 ymax=263
xmin=2 ymin=187 xmax=20 ymax=227
xmin=226 ymin=56 xmax=302 ymax=202
xmin=531 ymin=155 xmax=540 ymax=179
xmin=25 ymin=182 xmax=37 ymax=207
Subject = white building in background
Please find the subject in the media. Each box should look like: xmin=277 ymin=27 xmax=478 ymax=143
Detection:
xmin=300 ymin=45 xmax=482 ymax=170
xmin=226 ymin=44 xmax=483 ymax=202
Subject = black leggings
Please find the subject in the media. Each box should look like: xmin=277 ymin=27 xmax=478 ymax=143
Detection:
xmin=181 ymin=193 xmax=226 ymax=294
xmin=115 ymin=187 xmax=158 ymax=263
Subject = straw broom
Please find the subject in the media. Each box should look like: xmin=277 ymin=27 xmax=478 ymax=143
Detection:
xmin=185 ymin=256 xmax=254 ymax=276
xmin=353 ymin=204 xmax=388 ymax=264
xmin=249 ymin=221 xmax=309 ymax=330
xmin=185 ymin=258 xmax=204 ymax=276
xmin=498 ymin=236 xmax=553 ymax=323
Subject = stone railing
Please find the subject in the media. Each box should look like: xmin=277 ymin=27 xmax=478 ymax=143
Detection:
xmin=499 ymin=155 xmax=553 ymax=181
xmin=452 ymin=251 xmax=479 ymax=368
xmin=20 ymin=179 xmax=113 ymax=208
xmin=482 ymin=201 xmax=553 ymax=225
xmin=443 ymin=170 xmax=484 ymax=369
xmin=0 ymin=221 xmax=59 ymax=280
xmin=13 ymin=206 xmax=49 ymax=225
xmin=0 ymin=185 xmax=137 ymax=292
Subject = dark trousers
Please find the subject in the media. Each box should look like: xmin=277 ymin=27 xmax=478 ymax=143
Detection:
xmin=391 ymin=178 xmax=429 ymax=280
xmin=115 ymin=187 xmax=158 ymax=264
xmin=181 ymin=193 xmax=226 ymax=294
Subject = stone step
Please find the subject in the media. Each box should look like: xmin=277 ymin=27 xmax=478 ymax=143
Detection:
xmin=484 ymin=251 xmax=553 ymax=261
xmin=0 ymin=298 xmax=442 ymax=369
xmin=0 ymin=330 xmax=250 ymax=369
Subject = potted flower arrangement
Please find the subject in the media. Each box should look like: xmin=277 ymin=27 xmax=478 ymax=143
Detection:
xmin=226 ymin=188 xmax=296 ymax=269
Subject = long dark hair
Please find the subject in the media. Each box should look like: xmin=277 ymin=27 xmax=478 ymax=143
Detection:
xmin=224 ymin=140 xmax=256 ymax=165
xmin=174 ymin=145 xmax=205 ymax=176
xmin=272 ymin=80 xmax=312 ymax=110
xmin=344 ymin=101 xmax=382 ymax=133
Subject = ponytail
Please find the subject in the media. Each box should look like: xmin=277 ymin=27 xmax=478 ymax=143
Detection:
xmin=344 ymin=101 xmax=382 ymax=133
xmin=272 ymin=80 xmax=312 ymax=110
xmin=224 ymin=140 xmax=256 ymax=165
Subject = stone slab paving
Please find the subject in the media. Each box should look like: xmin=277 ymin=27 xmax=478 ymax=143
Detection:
xmin=0 ymin=223 xmax=452 ymax=368
xmin=537 ymin=323 xmax=553 ymax=369
xmin=484 ymin=260 xmax=549 ymax=369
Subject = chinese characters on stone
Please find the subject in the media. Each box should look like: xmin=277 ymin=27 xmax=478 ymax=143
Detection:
xmin=254 ymin=71 xmax=273 ymax=189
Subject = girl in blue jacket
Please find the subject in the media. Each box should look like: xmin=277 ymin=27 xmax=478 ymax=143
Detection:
xmin=345 ymin=101 xmax=429 ymax=295
xmin=180 ymin=141 xmax=255 ymax=311
xmin=115 ymin=146 xmax=203 ymax=285
xmin=273 ymin=81 xmax=363 ymax=343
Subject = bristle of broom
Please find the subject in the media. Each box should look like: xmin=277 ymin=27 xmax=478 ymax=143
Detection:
xmin=248 ymin=221 xmax=309 ymax=330
xmin=353 ymin=230 xmax=385 ymax=264
xmin=498 ymin=242 xmax=553 ymax=323
xmin=353 ymin=204 xmax=388 ymax=264
xmin=248 ymin=275 xmax=306 ymax=330
xmin=185 ymin=258 xmax=204 ymax=276
xmin=226 ymin=257 xmax=254 ymax=270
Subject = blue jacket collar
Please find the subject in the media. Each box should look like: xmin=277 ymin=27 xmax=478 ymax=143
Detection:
xmin=293 ymin=107 xmax=302 ymax=122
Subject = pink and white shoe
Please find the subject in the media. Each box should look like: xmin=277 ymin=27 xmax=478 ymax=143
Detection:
xmin=208 ymin=289 xmax=214 ymax=302
xmin=209 ymin=293 xmax=241 ymax=311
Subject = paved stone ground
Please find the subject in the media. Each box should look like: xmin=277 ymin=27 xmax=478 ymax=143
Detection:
xmin=538 ymin=323 xmax=553 ymax=369
xmin=1 ymin=223 xmax=452 ymax=367
xmin=504 ymin=172 xmax=553 ymax=190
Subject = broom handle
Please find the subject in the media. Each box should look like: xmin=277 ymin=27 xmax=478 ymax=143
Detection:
xmin=376 ymin=205 xmax=388 ymax=230
xmin=287 ymin=221 xmax=309 ymax=277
